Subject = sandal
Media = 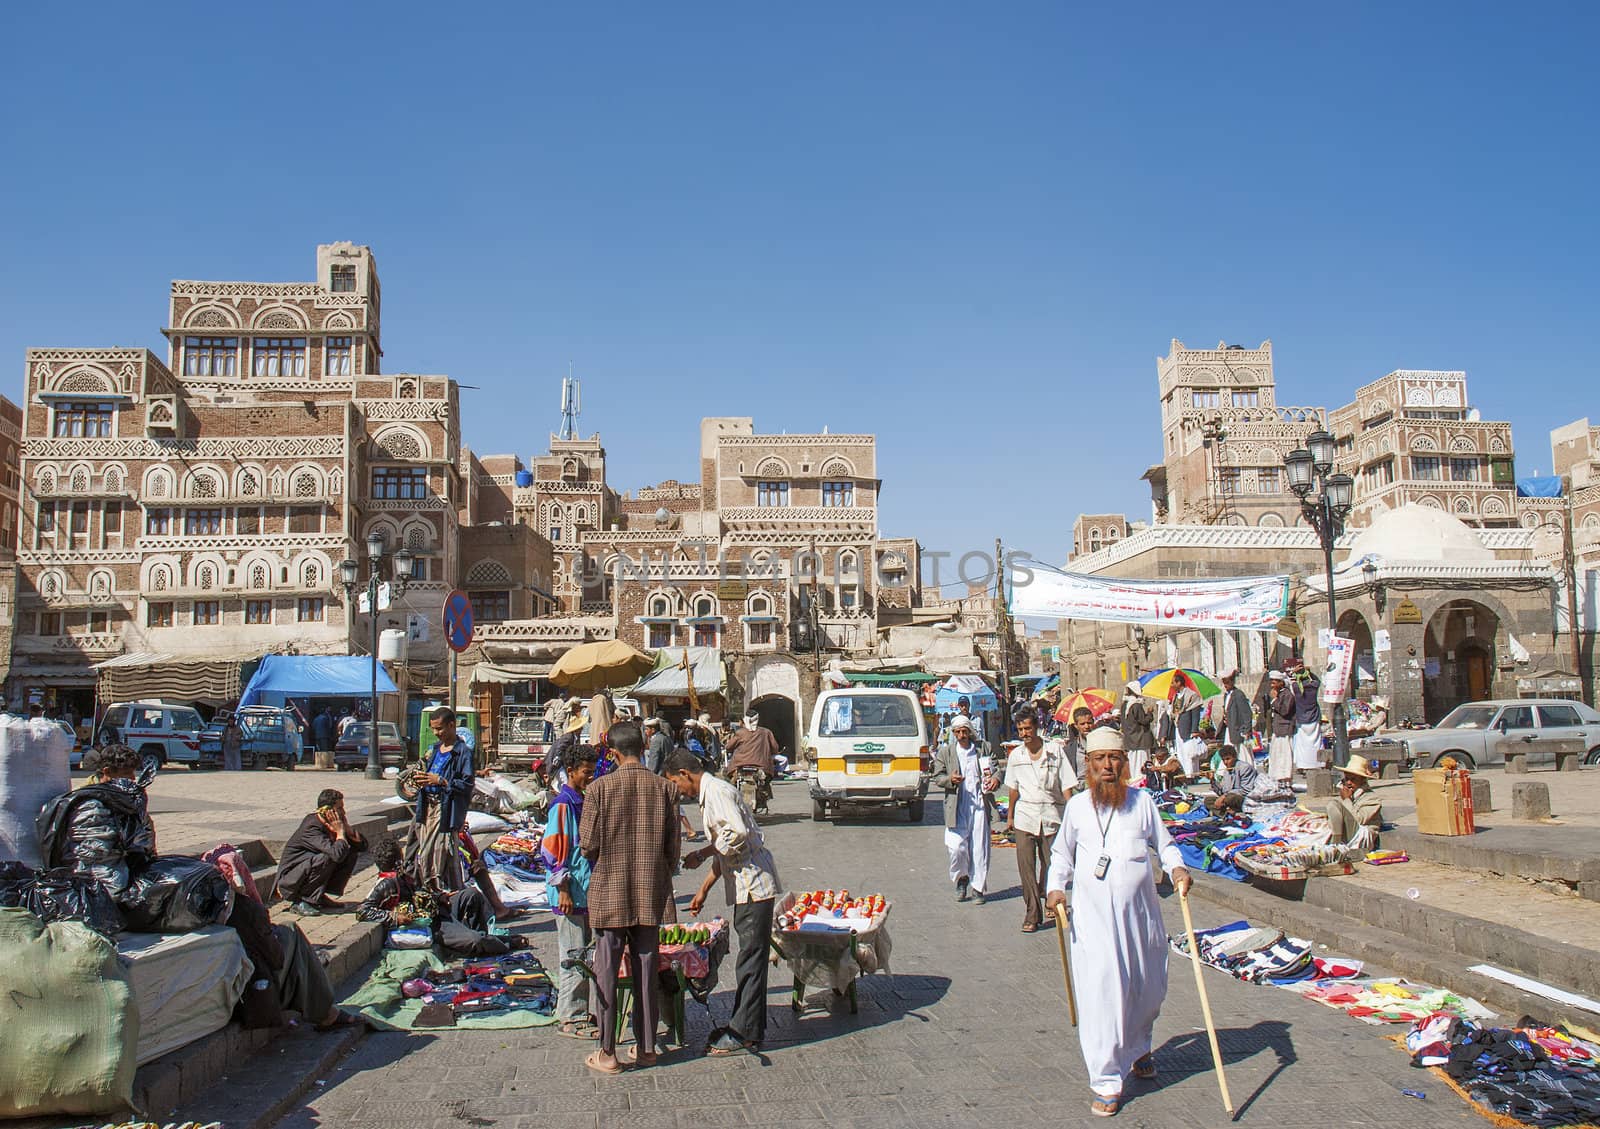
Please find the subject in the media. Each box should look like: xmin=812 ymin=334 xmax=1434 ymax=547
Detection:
xmin=1132 ymin=1055 xmax=1157 ymax=1080
xmin=625 ymin=1047 xmax=659 ymax=1067
xmin=585 ymin=1050 xmax=626 ymax=1075
xmin=557 ymin=1021 xmax=600 ymax=1040
xmin=314 ymin=1010 xmax=366 ymax=1032
xmin=1021 ymin=923 xmax=1038 ymax=934
xmin=1091 ymin=1095 xmax=1121 ymax=1117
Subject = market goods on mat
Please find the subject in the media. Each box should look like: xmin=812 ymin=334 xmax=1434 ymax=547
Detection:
xmin=1405 ymin=1014 xmax=1600 ymax=1127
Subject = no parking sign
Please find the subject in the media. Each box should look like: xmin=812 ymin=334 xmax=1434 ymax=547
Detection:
xmin=442 ymin=589 xmax=474 ymax=653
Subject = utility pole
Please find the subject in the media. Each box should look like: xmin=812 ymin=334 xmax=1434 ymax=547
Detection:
xmin=1562 ymin=476 xmax=1590 ymax=706
xmin=995 ymin=536 xmax=1010 ymax=741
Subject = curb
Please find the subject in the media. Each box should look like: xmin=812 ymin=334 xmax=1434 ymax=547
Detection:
xmin=1187 ymin=874 xmax=1588 ymax=1026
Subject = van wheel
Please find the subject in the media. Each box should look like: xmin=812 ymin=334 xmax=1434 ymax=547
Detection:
xmin=908 ymin=799 xmax=926 ymax=822
xmin=812 ymin=798 xmax=827 ymax=822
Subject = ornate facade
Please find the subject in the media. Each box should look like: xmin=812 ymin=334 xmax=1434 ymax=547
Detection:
xmin=10 ymin=243 xmax=490 ymax=709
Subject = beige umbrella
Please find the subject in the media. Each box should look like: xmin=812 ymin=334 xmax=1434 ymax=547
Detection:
xmin=549 ymin=640 xmax=655 ymax=695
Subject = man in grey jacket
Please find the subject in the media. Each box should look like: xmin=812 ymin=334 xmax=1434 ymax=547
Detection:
xmin=931 ymin=715 xmax=994 ymax=904
xmin=1220 ymin=670 xmax=1255 ymax=750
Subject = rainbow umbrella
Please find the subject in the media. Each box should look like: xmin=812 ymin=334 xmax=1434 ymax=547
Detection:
xmin=1054 ymin=687 xmax=1118 ymax=724
xmin=1137 ymin=668 xmax=1223 ymax=701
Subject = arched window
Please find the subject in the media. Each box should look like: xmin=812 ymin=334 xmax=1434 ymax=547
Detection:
xmin=103 ymin=467 xmax=122 ymax=493
xmin=250 ymin=563 xmax=269 ymax=589
xmin=302 ymin=560 xmax=321 ymax=588
xmin=151 ymin=564 xmax=172 ymax=591
xmin=649 ymin=594 xmax=671 ymax=618
xmin=293 ymin=470 xmax=319 ymax=498
xmin=694 ymin=595 xmax=716 ymax=618
xmin=70 ymin=468 xmax=89 ymax=493
xmin=196 ymin=563 xmax=215 ymax=589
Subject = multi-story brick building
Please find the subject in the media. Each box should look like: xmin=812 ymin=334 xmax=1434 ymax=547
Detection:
xmin=0 ymin=396 xmax=21 ymax=685
xmin=1070 ymin=513 xmax=1132 ymax=559
xmin=8 ymin=243 xmax=491 ymax=712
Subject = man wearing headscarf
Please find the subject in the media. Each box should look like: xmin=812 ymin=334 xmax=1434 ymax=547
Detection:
xmin=724 ymin=713 xmax=779 ymax=813
xmin=1219 ymin=670 xmax=1254 ymax=751
xmin=1266 ymin=671 xmax=1296 ymax=784
xmin=932 ymin=715 xmax=994 ymax=904
xmin=1170 ymin=682 xmax=1204 ymax=777
xmin=1119 ymin=682 xmax=1155 ymax=781
xmin=1045 ymin=728 xmax=1191 ymax=1118
xmin=1289 ymin=662 xmax=1325 ymax=773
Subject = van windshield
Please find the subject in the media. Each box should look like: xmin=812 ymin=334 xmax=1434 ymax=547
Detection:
xmin=819 ymin=695 xmax=920 ymax=738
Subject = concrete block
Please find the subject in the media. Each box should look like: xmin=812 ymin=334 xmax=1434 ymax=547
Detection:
xmin=1505 ymin=755 xmax=1529 ymax=775
xmin=1557 ymin=752 xmax=1581 ymax=772
xmin=1470 ymin=777 xmax=1491 ymax=813
xmin=1512 ymin=782 xmax=1552 ymax=821
xmin=1381 ymin=762 xmax=1401 ymax=780
xmin=1305 ymin=769 xmax=1336 ymax=799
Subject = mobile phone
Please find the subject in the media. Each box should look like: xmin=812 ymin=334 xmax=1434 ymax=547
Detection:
xmin=1094 ymin=854 xmax=1111 ymax=880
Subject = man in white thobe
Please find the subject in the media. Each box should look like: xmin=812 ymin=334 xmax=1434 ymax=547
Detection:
xmin=1046 ymin=726 xmax=1191 ymax=1118
xmin=932 ymin=714 xmax=992 ymax=904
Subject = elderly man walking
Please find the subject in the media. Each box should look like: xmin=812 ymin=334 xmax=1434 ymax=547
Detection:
xmin=933 ymin=715 xmax=995 ymax=904
xmin=1045 ymin=727 xmax=1191 ymax=1118
xmin=579 ymin=722 xmax=681 ymax=1074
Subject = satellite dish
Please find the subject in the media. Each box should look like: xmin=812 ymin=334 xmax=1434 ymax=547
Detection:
xmin=654 ymin=507 xmax=671 ymax=523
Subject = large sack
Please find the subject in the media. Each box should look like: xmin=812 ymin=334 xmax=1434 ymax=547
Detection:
xmin=120 ymin=855 xmax=234 ymax=933
xmin=0 ymin=716 xmax=71 ymax=867
xmin=0 ymin=906 xmax=137 ymax=1117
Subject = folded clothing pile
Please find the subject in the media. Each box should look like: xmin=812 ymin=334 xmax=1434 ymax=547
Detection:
xmin=1292 ymin=977 xmax=1495 ymax=1025
xmin=1405 ymin=1014 xmax=1600 ymax=1127
xmin=344 ymin=948 xmax=559 ymax=1031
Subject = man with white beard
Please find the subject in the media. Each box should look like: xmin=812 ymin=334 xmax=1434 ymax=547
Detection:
xmin=932 ymin=714 xmax=994 ymax=904
xmin=1045 ymin=727 xmax=1190 ymax=1118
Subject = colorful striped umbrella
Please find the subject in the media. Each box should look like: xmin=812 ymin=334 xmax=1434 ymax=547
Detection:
xmin=1137 ymin=667 xmax=1223 ymax=701
xmin=1054 ymin=687 xmax=1118 ymax=724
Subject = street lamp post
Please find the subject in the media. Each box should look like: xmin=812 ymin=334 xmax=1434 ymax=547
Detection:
xmin=1285 ymin=430 xmax=1355 ymax=765
xmin=340 ymin=532 xmax=414 ymax=780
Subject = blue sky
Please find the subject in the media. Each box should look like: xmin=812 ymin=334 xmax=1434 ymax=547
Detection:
xmin=2 ymin=3 xmax=1595 ymax=580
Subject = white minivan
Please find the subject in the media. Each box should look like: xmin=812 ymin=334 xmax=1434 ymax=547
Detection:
xmin=805 ymin=688 xmax=931 ymax=822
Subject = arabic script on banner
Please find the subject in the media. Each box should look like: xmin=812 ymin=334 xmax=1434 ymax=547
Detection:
xmin=1008 ymin=563 xmax=1290 ymax=632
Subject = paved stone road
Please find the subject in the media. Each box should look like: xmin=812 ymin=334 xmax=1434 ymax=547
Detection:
xmin=272 ymin=781 xmax=1485 ymax=1129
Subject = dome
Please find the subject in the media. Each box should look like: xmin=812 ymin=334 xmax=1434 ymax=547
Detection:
xmin=1345 ymin=503 xmax=1493 ymax=564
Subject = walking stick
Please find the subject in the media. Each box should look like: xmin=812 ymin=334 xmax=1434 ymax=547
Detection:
xmin=1179 ymin=887 xmax=1235 ymax=1118
xmin=1051 ymin=904 xmax=1078 ymax=1027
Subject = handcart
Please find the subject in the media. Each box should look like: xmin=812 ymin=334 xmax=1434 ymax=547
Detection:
xmin=562 ymin=925 xmax=730 ymax=1047
xmin=768 ymin=892 xmax=892 ymax=1014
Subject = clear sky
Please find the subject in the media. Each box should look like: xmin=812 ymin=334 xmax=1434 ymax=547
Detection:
xmin=2 ymin=3 xmax=1595 ymax=581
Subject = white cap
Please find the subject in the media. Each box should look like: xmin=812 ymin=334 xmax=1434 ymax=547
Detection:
xmin=950 ymin=714 xmax=974 ymax=731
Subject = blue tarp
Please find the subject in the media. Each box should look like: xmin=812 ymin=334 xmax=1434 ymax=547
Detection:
xmin=935 ymin=683 xmax=998 ymax=713
xmin=237 ymin=654 xmax=397 ymax=707
xmin=1517 ymin=476 xmax=1565 ymax=498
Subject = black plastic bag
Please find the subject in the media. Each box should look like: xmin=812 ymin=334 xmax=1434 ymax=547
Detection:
xmin=121 ymin=854 xmax=234 ymax=933
xmin=0 ymin=860 xmax=37 ymax=907
xmin=24 ymin=867 xmax=125 ymax=935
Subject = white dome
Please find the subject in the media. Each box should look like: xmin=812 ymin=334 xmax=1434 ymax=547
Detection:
xmin=1346 ymin=503 xmax=1493 ymax=564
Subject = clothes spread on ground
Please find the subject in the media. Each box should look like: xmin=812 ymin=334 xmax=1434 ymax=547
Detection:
xmin=342 ymin=948 xmax=559 ymax=1031
xmin=1405 ymin=1014 xmax=1600 ymax=1127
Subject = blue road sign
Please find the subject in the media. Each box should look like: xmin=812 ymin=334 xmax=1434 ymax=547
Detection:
xmin=442 ymin=589 xmax=474 ymax=653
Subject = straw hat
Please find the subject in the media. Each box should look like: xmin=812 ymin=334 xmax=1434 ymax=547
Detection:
xmin=564 ymin=711 xmax=587 ymax=734
xmin=1337 ymin=755 xmax=1376 ymax=780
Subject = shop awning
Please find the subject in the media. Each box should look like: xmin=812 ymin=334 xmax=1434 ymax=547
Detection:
xmin=10 ymin=663 xmax=98 ymax=685
xmin=92 ymin=652 xmax=246 ymax=704
xmin=469 ymin=661 xmax=553 ymax=685
xmin=630 ymin=647 xmax=725 ymax=699
xmin=238 ymin=655 xmax=397 ymax=707
xmin=844 ymin=671 xmax=940 ymax=684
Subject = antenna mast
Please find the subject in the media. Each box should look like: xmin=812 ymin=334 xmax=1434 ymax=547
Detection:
xmin=559 ymin=365 xmax=581 ymax=441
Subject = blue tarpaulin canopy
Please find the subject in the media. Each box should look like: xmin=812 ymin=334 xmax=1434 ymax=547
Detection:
xmin=934 ymin=675 xmax=998 ymax=714
xmin=1517 ymin=476 xmax=1565 ymax=498
xmin=237 ymin=655 xmax=397 ymax=707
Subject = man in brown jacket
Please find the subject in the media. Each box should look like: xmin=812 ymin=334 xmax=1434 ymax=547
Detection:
xmin=579 ymin=720 xmax=681 ymax=1074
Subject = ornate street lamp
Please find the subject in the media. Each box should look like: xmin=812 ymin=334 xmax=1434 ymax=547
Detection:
xmin=1362 ymin=558 xmax=1386 ymax=614
xmin=1284 ymin=434 xmax=1356 ymax=763
xmin=341 ymin=534 xmax=414 ymax=779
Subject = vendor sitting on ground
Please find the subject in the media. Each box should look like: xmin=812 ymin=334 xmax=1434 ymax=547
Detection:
xmin=1326 ymin=756 xmax=1383 ymax=846
xmin=1144 ymin=746 xmax=1185 ymax=790
xmin=229 ymin=882 xmax=366 ymax=1032
xmin=275 ymin=788 xmax=364 ymax=916
xmin=37 ymin=743 xmax=156 ymax=901
xmin=1206 ymin=745 xmax=1260 ymax=814
xmin=356 ymin=835 xmax=427 ymax=927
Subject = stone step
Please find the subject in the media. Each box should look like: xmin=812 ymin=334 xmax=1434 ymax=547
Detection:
xmin=1382 ymin=826 xmax=1600 ymax=901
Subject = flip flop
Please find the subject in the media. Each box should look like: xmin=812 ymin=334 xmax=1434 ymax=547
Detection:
xmin=1132 ymin=1055 xmax=1157 ymax=1079
xmin=625 ymin=1047 xmax=659 ymax=1067
xmin=1021 ymin=923 xmax=1038 ymax=933
xmin=557 ymin=1022 xmax=599 ymax=1040
xmin=1091 ymin=1095 xmax=1121 ymax=1117
xmin=314 ymin=1010 xmax=367 ymax=1032
xmin=585 ymin=1051 xmax=626 ymax=1075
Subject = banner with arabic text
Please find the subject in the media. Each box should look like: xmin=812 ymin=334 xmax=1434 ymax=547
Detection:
xmin=1009 ymin=563 xmax=1290 ymax=632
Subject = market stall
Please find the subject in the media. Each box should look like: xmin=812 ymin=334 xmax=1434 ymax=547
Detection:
xmin=770 ymin=889 xmax=892 ymax=1013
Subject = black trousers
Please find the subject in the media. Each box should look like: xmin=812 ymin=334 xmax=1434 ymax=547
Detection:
xmin=281 ymin=847 xmax=360 ymax=903
xmin=729 ymin=898 xmax=775 ymax=1046
xmin=1014 ymin=828 xmax=1050 ymax=928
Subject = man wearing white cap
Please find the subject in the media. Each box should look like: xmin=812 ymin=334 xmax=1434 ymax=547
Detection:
xmin=1045 ymin=727 xmax=1190 ymax=1118
xmin=1119 ymin=682 xmax=1155 ymax=781
xmin=932 ymin=715 xmax=993 ymax=904
xmin=1266 ymin=671 xmax=1296 ymax=785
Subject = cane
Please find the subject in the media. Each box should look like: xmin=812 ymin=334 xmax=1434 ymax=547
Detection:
xmin=1178 ymin=887 xmax=1235 ymax=1118
xmin=1051 ymin=904 xmax=1078 ymax=1027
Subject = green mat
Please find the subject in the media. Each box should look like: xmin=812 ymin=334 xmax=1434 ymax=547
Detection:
xmin=341 ymin=948 xmax=559 ymax=1031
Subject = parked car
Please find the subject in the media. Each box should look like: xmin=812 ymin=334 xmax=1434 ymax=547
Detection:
xmin=95 ymin=701 xmax=205 ymax=767
xmin=334 ymin=721 xmax=408 ymax=771
xmin=1389 ymin=698 xmax=1600 ymax=770
xmin=195 ymin=707 xmax=302 ymax=770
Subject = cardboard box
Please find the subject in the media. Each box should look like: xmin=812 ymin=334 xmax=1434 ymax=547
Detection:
xmin=1413 ymin=767 xmax=1474 ymax=836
